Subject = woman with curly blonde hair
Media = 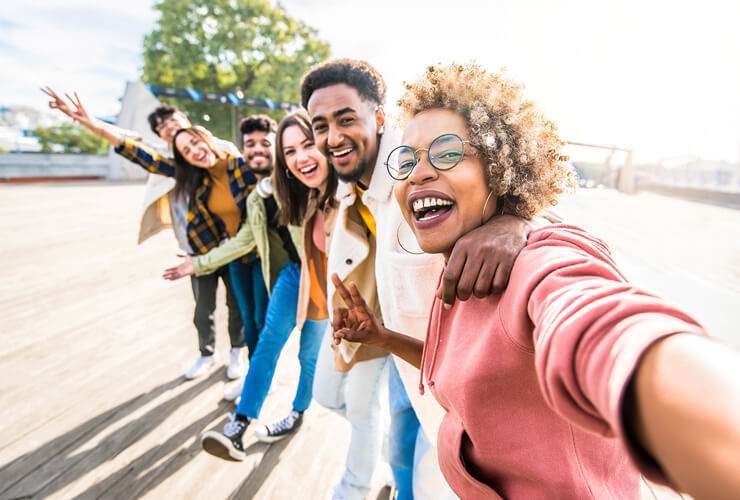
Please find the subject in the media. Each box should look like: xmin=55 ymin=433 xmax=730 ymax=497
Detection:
xmin=331 ymin=63 xmax=740 ymax=499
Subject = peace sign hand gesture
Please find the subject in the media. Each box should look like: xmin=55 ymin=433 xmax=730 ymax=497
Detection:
xmin=40 ymin=87 xmax=93 ymax=127
xmin=331 ymin=273 xmax=388 ymax=348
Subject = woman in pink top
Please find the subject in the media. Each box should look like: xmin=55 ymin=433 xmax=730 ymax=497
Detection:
xmin=331 ymin=63 xmax=740 ymax=499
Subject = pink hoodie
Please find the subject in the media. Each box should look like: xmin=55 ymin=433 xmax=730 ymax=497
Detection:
xmin=422 ymin=225 xmax=705 ymax=499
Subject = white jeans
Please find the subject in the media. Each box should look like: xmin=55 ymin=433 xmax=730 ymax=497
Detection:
xmin=313 ymin=329 xmax=389 ymax=500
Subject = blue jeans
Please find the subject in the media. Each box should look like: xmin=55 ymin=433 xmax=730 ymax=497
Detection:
xmin=389 ymin=358 xmax=420 ymax=500
xmin=236 ymin=263 xmax=325 ymax=419
xmin=228 ymin=258 xmax=268 ymax=358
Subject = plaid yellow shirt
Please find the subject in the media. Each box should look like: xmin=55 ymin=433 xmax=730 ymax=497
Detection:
xmin=115 ymin=139 xmax=257 ymax=255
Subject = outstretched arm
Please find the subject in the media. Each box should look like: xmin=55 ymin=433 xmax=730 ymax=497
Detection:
xmin=510 ymin=227 xmax=740 ymax=500
xmin=331 ymin=273 xmax=424 ymax=368
xmin=163 ymin=216 xmax=257 ymax=280
xmin=42 ymin=87 xmax=130 ymax=147
xmin=627 ymin=334 xmax=740 ymax=499
xmin=42 ymin=87 xmax=175 ymax=177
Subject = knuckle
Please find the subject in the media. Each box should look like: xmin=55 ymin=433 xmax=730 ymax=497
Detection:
xmin=492 ymin=276 xmax=507 ymax=291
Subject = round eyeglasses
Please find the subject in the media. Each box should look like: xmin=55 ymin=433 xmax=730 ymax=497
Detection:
xmin=385 ymin=133 xmax=475 ymax=181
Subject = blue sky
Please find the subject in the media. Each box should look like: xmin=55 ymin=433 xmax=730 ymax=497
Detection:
xmin=0 ymin=1 xmax=156 ymax=116
xmin=2 ymin=0 xmax=739 ymax=162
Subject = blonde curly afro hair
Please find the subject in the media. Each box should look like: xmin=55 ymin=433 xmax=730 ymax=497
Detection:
xmin=397 ymin=63 xmax=575 ymax=219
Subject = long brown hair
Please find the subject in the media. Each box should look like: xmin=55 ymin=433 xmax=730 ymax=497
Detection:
xmin=172 ymin=127 xmax=226 ymax=201
xmin=273 ymin=110 xmax=337 ymax=225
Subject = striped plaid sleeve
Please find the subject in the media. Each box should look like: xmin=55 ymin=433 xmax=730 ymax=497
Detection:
xmin=114 ymin=139 xmax=176 ymax=177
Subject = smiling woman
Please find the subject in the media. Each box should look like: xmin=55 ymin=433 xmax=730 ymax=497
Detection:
xmin=396 ymin=63 xmax=575 ymax=220
xmin=172 ymin=127 xmax=225 ymax=200
xmin=332 ymin=62 xmax=740 ymax=499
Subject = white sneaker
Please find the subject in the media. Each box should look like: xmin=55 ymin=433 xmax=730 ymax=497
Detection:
xmin=227 ymin=347 xmax=245 ymax=380
xmin=253 ymin=410 xmax=303 ymax=443
xmin=184 ymin=354 xmax=217 ymax=380
xmin=223 ymin=379 xmax=244 ymax=401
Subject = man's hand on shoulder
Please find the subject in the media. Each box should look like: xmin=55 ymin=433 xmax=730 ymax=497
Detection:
xmin=438 ymin=214 xmax=535 ymax=305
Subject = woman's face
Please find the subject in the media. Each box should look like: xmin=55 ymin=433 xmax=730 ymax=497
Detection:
xmin=281 ymin=124 xmax=330 ymax=191
xmin=174 ymin=131 xmax=217 ymax=169
xmin=394 ymin=108 xmax=496 ymax=256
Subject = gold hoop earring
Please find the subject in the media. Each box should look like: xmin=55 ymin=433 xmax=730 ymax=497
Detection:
xmin=396 ymin=222 xmax=424 ymax=255
xmin=481 ymin=191 xmax=495 ymax=225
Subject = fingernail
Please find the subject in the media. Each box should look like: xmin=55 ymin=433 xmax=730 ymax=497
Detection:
xmin=443 ymin=302 xmax=452 ymax=310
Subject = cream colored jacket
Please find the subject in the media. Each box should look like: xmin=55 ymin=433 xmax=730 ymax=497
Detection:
xmin=325 ymin=128 xmax=447 ymax=439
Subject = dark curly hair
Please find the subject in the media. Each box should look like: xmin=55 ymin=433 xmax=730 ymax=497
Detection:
xmin=147 ymin=105 xmax=186 ymax=135
xmin=300 ymin=58 xmax=386 ymax=109
xmin=239 ymin=114 xmax=277 ymax=136
xmin=397 ymin=63 xmax=575 ymax=219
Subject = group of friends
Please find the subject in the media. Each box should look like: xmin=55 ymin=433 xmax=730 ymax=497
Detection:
xmin=43 ymin=58 xmax=739 ymax=500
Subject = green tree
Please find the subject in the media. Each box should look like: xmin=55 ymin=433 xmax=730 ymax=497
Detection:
xmin=33 ymin=123 xmax=108 ymax=155
xmin=142 ymin=0 xmax=331 ymax=140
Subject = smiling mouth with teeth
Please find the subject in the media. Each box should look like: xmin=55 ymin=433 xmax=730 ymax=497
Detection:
xmin=331 ymin=147 xmax=353 ymax=158
xmin=412 ymin=196 xmax=455 ymax=221
xmin=299 ymin=163 xmax=318 ymax=174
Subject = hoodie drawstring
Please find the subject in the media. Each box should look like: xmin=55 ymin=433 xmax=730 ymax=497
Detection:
xmin=419 ymin=284 xmax=445 ymax=395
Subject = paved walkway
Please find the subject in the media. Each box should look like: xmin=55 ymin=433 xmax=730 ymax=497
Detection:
xmin=3 ymin=182 xmax=735 ymax=499
xmin=0 ymin=182 xmax=372 ymax=500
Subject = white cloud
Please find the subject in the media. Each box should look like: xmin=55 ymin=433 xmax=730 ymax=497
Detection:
xmin=0 ymin=1 xmax=157 ymax=116
xmin=282 ymin=0 xmax=740 ymax=161
xmin=2 ymin=0 xmax=738 ymax=161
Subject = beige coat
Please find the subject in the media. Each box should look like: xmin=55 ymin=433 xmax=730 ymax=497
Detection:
xmin=326 ymin=132 xmax=410 ymax=367
xmin=137 ymin=174 xmax=180 ymax=244
xmin=294 ymin=192 xmax=337 ymax=329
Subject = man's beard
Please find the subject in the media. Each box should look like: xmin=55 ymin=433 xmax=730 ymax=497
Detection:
xmin=247 ymin=154 xmax=273 ymax=175
xmin=250 ymin=164 xmax=273 ymax=175
xmin=335 ymin=157 xmax=371 ymax=184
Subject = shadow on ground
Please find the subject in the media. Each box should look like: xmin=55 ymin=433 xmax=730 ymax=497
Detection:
xmin=0 ymin=371 xmax=224 ymax=499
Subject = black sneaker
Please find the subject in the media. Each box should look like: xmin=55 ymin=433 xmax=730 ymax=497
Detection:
xmin=253 ymin=410 xmax=303 ymax=443
xmin=201 ymin=415 xmax=248 ymax=461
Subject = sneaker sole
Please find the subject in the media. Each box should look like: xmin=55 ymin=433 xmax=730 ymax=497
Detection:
xmin=200 ymin=433 xmax=245 ymax=461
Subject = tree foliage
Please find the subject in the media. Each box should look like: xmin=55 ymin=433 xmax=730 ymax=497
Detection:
xmin=33 ymin=123 xmax=108 ymax=155
xmin=142 ymin=0 xmax=331 ymax=140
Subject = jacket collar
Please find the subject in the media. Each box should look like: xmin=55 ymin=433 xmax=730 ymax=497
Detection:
xmin=335 ymin=127 xmax=401 ymax=205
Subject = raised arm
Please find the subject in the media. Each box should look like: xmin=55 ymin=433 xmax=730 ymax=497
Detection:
xmin=42 ymin=87 xmax=130 ymax=147
xmin=331 ymin=273 xmax=424 ymax=368
xmin=42 ymin=87 xmax=175 ymax=177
